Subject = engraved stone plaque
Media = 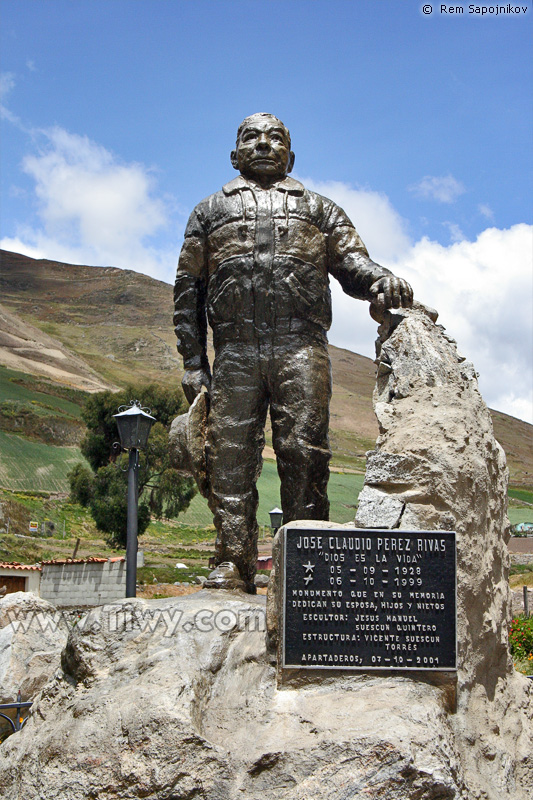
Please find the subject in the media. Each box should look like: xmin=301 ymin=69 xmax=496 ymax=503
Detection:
xmin=282 ymin=527 xmax=456 ymax=671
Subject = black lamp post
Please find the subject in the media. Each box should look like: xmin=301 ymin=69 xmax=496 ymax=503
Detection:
xmin=113 ymin=401 xmax=155 ymax=598
xmin=269 ymin=507 xmax=283 ymax=536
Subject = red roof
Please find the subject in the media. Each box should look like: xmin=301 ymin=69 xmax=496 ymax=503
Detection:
xmin=0 ymin=562 xmax=41 ymax=571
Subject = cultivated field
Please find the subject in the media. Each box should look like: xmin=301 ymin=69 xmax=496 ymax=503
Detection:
xmin=0 ymin=431 xmax=88 ymax=493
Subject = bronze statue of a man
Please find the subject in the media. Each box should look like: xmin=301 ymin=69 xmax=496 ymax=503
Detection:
xmin=174 ymin=113 xmax=413 ymax=592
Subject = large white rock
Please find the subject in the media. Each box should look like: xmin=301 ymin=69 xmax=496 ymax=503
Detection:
xmin=0 ymin=592 xmax=67 ymax=707
xmin=353 ymin=305 xmax=533 ymax=796
xmin=0 ymin=592 xmax=469 ymax=798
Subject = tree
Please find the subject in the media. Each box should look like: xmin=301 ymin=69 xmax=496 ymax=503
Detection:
xmin=89 ymin=465 xmax=151 ymax=545
xmin=68 ymin=462 xmax=93 ymax=507
xmin=80 ymin=384 xmax=187 ymax=471
xmin=69 ymin=384 xmax=196 ymax=547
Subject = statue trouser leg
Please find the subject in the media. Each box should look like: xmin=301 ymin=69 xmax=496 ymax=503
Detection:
xmin=269 ymin=334 xmax=332 ymax=523
xmin=206 ymin=341 xmax=268 ymax=586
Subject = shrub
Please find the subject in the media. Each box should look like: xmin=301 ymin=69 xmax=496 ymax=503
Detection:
xmin=68 ymin=463 xmax=94 ymax=507
xmin=509 ymin=615 xmax=533 ymax=666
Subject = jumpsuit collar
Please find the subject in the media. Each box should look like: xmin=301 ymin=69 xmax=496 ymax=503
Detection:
xmin=222 ymin=175 xmax=305 ymax=196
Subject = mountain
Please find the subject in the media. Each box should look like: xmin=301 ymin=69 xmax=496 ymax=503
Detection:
xmin=1 ymin=249 xmax=531 ymax=485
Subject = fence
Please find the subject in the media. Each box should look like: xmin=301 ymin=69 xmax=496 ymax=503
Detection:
xmin=0 ymin=691 xmax=32 ymax=738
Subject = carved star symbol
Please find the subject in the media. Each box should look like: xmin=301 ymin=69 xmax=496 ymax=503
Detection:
xmin=302 ymin=561 xmax=315 ymax=584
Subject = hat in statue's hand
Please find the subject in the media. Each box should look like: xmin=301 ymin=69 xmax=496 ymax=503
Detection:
xmin=168 ymin=391 xmax=209 ymax=498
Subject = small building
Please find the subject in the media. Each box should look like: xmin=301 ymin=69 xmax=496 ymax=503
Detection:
xmin=40 ymin=557 xmax=126 ymax=606
xmin=0 ymin=562 xmax=41 ymax=595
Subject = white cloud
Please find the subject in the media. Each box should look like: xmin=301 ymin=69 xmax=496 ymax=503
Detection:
xmin=0 ymin=72 xmax=21 ymax=126
xmin=443 ymin=221 xmax=465 ymax=243
xmin=4 ymin=127 xmax=179 ymax=281
xmin=297 ymin=176 xmax=412 ymax=262
xmin=326 ymin=185 xmax=532 ymax=423
xmin=396 ymin=224 xmax=533 ymax=423
xmin=479 ymin=203 xmax=494 ymax=221
xmin=0 ymin=237 xmax=46 ymax=261
xmin=0 ymin=72 xmax=15 ymax=99
xmin=409 ymin=174 xmax=466 ymax=203
xmin=492 ymin=394 xmax=533 ymax=426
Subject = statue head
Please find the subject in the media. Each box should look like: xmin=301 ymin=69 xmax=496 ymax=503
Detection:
xmin=231 ymin=113 xmax=295 ymax=184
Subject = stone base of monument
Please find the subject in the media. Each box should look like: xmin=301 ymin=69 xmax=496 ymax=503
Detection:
xmin=0 ymin=586 xmax=529 ymax=800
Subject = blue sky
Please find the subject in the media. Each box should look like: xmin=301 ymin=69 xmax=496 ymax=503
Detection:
xmin=1 ymin=0 xmax=532 ymax=422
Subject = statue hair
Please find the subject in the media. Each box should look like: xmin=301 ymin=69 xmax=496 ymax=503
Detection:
xmin=236 ymin=113 xmax=291 ymax=148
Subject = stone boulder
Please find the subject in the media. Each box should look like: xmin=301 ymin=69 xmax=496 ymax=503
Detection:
xmin=0 ymin=306 xmax=531 ymax=798
xmin=0 ymin=592 xmax=68 ymax=735
xmin=356 ymin=304 xmax=512 ymax=689
xmin=0 ymin=586 xmax=529 ymax=798
xmin=353 ymin=304 xmax=533 ymax=795
xmin=0 ymin=592 xmax=476 ymax=799
xmin=0 ymin=592 xmax=68 ymax=704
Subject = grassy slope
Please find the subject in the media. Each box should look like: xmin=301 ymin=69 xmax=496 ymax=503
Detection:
xmin=0 ymin=364 xmax=89 ymax=490
xmin=0 ymin=430 xmax=88 ymax=493
xmin=177 ymin=459 xmax=366 ymax=529
xmin=1 ymin=485 xmax=530 ymax=573
xmin=0 ymin=365 xmax=83 ymax=417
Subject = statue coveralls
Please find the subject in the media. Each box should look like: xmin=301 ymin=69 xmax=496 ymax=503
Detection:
xmin=174 ymin=174 xmax=393 ymax=584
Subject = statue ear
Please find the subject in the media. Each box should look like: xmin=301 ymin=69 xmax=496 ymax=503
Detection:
xmin=230 ymin=150 xmax=239 ymax=171
xmin=287 ymin=151 xmax=295 ymax=174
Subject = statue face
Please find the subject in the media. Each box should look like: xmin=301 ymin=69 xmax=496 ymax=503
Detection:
xmin=231 ymin=116 xmax=294 ymax=182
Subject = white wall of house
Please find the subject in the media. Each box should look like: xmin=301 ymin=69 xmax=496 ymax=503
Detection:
xmin=25 ymin=571 xmax=41 ymax=593
xmin=40 ymin=559 xmax=126 ymax=606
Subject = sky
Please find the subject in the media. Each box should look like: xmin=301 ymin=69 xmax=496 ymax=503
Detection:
xmin=1 ymin=0 xmax=532 ymax=423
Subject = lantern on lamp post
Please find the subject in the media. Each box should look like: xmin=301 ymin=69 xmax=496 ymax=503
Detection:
xmin=269 ymin=507 xmax=283 ymax=536
xmin=113 ymin=401 xmax=155 ymax=598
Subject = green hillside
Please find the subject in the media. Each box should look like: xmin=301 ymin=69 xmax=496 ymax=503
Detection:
xmin=177 ymin=460 xmax=365 ymax=528
xmin=0 ymin=365 xmax=86 ymax=447
xmin=0 ymin=365 xmax=83 ymax=417
xmin=0 ymin=360 xmax=366 ymax=524
xmin=0 ymin=430 xmax=89 ymax=493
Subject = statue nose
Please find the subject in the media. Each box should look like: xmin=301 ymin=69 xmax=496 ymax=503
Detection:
xmin=256 ymin=136 xmax=271 ymax=151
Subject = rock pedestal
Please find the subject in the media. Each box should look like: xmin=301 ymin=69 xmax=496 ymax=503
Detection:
xmin=0 ymin=592 xmax=481 ymax=799
xmin=357 ymin=304 xmax=512 ymax=696
xmin=267 ymin=304 xmax=532 ymax=796
xmin=353 ymin=305 xmax=533 ymax=795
